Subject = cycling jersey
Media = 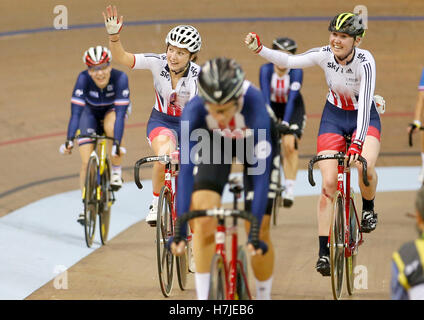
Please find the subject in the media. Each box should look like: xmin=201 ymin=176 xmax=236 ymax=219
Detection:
xmin=66 ymin=68 xmax=130 ymax=144
xmin=132 ymin=53 xmax=200 ymax=117
xmin=177 ymin=81 xmax=275 ymax=235
xmin=259 ymin=45 xmax=376 ymax=144
xmin=259 ymin=63 xmax=304 ymax=124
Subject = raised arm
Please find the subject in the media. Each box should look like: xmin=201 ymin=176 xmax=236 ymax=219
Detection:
xmin=103 ymin=5 xmax=135 ymax=69
xmin=245 ymin=32 xmax=320 ymax=69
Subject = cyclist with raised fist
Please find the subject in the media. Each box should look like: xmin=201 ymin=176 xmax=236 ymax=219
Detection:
xmin=245 ymin=12 xmax=382 ymax=276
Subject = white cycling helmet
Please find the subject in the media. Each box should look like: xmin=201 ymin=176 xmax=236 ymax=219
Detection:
xmin=165 ymin=25 xmax=202 ymax=53
xmin=83 ymin=45 xmax=112 ymax=67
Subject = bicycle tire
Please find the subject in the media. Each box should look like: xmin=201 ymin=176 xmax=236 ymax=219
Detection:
xmin=176 ymin=224 xmax=190 ymax=291
xmin=236 ymin=245 xmax=250 ymax=300
xmin=208 ymin=253 xmax=227 ymax=300
xmin=156 ymin=185 xmax=174 ymax=297
xmin=330 ymin=191 xmax=345 ymax=300
xmin=272 ymin=168 xmax=282 ymax=226
xmin=346 ymin=191 xmax=359 ymax=295
xmin=99 ymin=157 xmax=112 ymax=245
xmin=83 ymin=156 xmax=98 ymax=248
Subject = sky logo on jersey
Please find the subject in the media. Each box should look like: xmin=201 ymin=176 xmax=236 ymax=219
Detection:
xmin=357 ymin=53 xmax=367 ymax=63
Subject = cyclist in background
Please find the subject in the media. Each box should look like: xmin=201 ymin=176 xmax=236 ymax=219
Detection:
xmin=60 ymin=45 xmax=130 ymax=224
xmin=171 ymin=57 xmax=279 ymax=300
xmin=103 ymin=5 xmax=201 ymax=226
xmin=246 ymin=12 xmax=382 ymax=276
xmin=259 ymin=37 xmax=306 ymax=208
xmin=391 ymin=186 xmax=424 ymax=300
xmin=407 ymin=68 xmax=424 ymax=183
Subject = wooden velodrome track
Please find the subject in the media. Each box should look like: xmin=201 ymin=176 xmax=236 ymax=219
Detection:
xmin=1 ymin=0 xmax=424 ymax=300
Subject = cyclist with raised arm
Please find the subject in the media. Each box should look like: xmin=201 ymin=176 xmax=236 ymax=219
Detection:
xmin=246 ymin=12 xmax=382 ymax=276
xmin=60 ymin=45 xmax=130 ymax=224
xmin=171 ymin=57 xmax=279 ymax=300
xmin=259 ymin=37 xmax=306 ymax=208
xmin=103 ymin=5 xmax=202 ymax=226
xmin=407 ymin=68 xmax=424 ymax=183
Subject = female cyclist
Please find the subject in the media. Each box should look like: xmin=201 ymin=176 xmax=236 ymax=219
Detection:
xmin=60 ymin=45 xmax=130 ymax=224
xmin=246 ymin=12 xmax=381 ymax=276
xmin=259 ymin=37 xmax=306 ymax=208
xmin=103 ymin=5 xmax=202 ymax=225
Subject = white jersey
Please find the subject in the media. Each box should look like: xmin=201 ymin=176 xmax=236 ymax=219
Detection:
xmin=132 ymin=53 xmax=200 ymax=117
xmin=259 ymin=45 xmax=376 ymax=143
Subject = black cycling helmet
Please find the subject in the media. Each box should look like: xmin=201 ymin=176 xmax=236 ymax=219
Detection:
xmin=328 ymin=12 xmax=365 ymax=38
xmin=272 ymin=37 xmax=297 ymax=54
xmin=198 ymin=57 xmax=245 ymax=105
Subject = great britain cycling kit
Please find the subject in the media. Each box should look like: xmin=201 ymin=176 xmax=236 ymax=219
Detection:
xmin=67 ymin=68 xmax=130 ymax=145
xmin=259 ymin=63 xmax=306 ymax=138
xmin=131 ymin=53 xmax=200 ymax=146
xmin=258 ymin=45 xmax=381 ymax=152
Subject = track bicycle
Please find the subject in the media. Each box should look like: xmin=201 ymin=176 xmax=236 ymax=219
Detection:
xmin=134 ymin=151 xmax=192 ymax=297
xmin=308 ymin=135 xmax=369 ymax=300
xmin=174 ymin=178 xmax=265 ymax=300
xmin=77 ymin=134 xmax=116 ymax=248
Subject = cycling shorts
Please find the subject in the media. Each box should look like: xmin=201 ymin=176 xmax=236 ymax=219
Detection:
xmin=146 ymin=108 xmax=180 ymax=147
xmin=78 ymin=106 xmax=115 ymax=146
xmin=317 ymin=101 xmax=381 ymax=153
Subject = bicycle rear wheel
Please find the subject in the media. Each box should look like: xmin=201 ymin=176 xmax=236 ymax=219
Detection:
xmin=330 ymin=191 xmax=345 ymax=300
xmin=236 ymin=245 xmax=250 ymax=300
xmin=156 ymin=186 xmax=174 ymax=297
xmin=346 ymin=191 xmax=359 ymax=295
xmin=99 ymin=157 xmax=112 ymax=245
xmin=83 ymin=156 xmax=98 ymax=248
xmin=208 ymin=253 xmax=227 ymax=300
xmin=176 ymin=225 xmax=191 ymax=291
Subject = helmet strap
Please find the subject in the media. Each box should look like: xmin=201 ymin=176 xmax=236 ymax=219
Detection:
xmin=170 ymin=61 xmax=190 ymax=76
xmin=335 ymin=45 xmax=355 ymax=64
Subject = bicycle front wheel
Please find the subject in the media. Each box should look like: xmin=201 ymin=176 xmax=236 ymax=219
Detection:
xmin=99 ymin=157 xmax=112 ymax=245
xmin=156 ymin=186 xmax=174 ymax=297
xmin=208 ymin=254 xmax=227 ymax=300
xmin=83 ymin=156 xmax=98 ymax=248
xmin=330 ymin=191 xmax=345 ymax=300
xmin=236 ymin=246 xmax=250 ymax=300
xmin=346 ymin=191 xmax=359 ymax=295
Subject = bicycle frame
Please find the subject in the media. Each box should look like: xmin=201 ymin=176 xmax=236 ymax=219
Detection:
xmin=308 ymin=149 xmax=369 ymax=260
xmin=334 ymin=155 xmax=363 ymax=258
xmin=175 ymin=207 xmax=260 ymax=300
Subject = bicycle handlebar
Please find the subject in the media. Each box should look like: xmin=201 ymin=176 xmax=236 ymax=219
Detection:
xmin=308 ymin=153 xmax=369 ymax=187
xmin=174 ymin=209 xmax=263 ymax=252
xmin=408 ymin=125 xmax=424 ymax=147
xmin=75 ymin=134 xmax=115 ymax=141
xmin=134 ymin=154 xmax=179 ymax=189
xmin=134 ymin=155 xmax=170 ymax=189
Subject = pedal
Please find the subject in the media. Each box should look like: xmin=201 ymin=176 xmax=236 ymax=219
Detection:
xmin=283 ymin=198 xmax=293 ymax=208
xmin=147 ymin=220 xmax=157 ymax=227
